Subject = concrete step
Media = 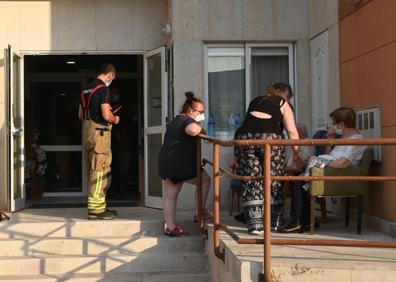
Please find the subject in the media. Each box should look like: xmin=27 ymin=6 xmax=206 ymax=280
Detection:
xmin=0 ymin=253 xmax=208 ymax=275
xmin=0 ymin=219 xmax=164 ymax=239
xmin=0 ymin=272 xmax=209 ymax=282
xmin=0 ymin=235 xmax=205 ymax=256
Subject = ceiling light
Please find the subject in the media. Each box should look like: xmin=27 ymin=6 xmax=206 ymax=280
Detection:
xmin=66 ymin=61 xmax=76 ymax=64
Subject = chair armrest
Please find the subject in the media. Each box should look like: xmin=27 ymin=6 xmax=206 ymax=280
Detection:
xmin=311 ymin=166 xmax=369 ymax=196
xmin=312 ymin=166 xmax=367 ymax=177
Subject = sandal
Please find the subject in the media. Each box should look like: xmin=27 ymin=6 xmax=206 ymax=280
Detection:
xmin=164 ymin=225 xmax=189 ymax=237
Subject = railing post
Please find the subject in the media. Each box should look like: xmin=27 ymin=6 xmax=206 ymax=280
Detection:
xmin=263 ymin=143 xmax=272 ymax=282
xmin=213 ymin=143 xmax=224 ymax=260
xmin=196 ymin=138 xmax=203 ymax=231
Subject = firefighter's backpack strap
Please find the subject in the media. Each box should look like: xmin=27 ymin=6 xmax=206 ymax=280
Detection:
xmin=81 ymin=84 xmax=107 ymax=119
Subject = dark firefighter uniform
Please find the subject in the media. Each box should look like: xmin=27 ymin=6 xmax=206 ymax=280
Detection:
xmin=81 ymin=78 xmax=113 ymax=216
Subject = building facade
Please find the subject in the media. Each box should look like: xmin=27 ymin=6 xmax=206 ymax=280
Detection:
xmin=1 ymin=1 xmax=343 ymax=217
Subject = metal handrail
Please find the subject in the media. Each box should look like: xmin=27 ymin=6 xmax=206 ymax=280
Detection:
xmin=195 ymin=135 xmax=396 ymax=282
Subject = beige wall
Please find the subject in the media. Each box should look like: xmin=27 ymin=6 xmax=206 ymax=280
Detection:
xmin=0 ymin=0 xmax=168 ymax=209
xmin=0 ymin=0 xmax=167 ymax=52
xmin=171 ymin=0 xmax=310 ymax=115
xmin=340 ymin=0 xmax=396 ymax=222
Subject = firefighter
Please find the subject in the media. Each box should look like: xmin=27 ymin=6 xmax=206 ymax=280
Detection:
xmin=78 ymin=63 xmax=119 ymax=220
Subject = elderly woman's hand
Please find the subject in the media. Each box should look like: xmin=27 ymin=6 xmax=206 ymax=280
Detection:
xmin=293 ymin=151 xmax=304 ymax=171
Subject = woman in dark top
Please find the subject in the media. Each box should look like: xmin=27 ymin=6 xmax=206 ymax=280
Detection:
xmin=234 ymin=82 xmax=302 ymax=235
xmin=158 ymin=92 xmax=211 ymax=237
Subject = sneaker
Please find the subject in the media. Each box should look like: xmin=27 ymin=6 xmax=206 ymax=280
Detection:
xmin=282 ymin=220 xmax=302 ymax=233
xmin=164 ymin=225 xmax=189 ymax=237
xmin=106 ymin=208 xmax=119 ymax=217
xmin=270 ymin=225 xmax=285 ymax=233
xmin=88 ymin=210 xmax=115 ymax=220
xmin=249 ymin=230 xmax=264 ymax=235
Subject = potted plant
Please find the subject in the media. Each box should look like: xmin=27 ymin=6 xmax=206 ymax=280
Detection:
xmin=27 ymin=130 xmax=47 ymax=198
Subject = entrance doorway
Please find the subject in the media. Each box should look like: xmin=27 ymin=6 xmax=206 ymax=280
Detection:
xmin=23 ymin=54 xmax=143 ymax=207
xmin=5 ymin=47 xmax=168 ymax=211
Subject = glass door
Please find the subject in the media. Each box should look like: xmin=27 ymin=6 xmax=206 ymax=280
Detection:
xmin=29 ymin=82 xmax=84 ymax=196
xmin=143 ymin=47 xmax=167 ymax=208
xmin=6 ymin=45 xmax=25 ymax=211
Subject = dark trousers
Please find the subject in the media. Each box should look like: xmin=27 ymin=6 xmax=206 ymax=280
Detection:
xmin=289 ymin=181 xmax=310 ymax=226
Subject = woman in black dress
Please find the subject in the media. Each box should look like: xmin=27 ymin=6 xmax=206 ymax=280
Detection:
xmin=234 ymin=82 xmax=302 ymax=235
xmin=158 ymin=92 xmax=211 ymax=237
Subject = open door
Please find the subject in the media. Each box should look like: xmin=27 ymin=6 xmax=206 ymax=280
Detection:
xmin=6 ymin=45 xmax=25 ymax=211
xmin=143 ymin=47 xmax=167 ymax=208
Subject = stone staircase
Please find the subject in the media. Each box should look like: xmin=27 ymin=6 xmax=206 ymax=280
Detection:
xmin=0 ymin=208 xmax=209 ymax=282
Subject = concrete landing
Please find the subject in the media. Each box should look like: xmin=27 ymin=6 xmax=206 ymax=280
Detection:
xmin=208 ymin=214 xmax=396 ymax=282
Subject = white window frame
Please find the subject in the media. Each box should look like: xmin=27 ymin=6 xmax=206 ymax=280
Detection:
xmin=203 ymin=43 xmax=245 ymax=128
xmin=245 ymin=43 xmax=296 ymax=111
xmin=204 ymin=43 xmax=297 ymax=124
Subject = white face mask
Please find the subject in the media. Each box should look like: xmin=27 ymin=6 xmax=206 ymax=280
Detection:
xmin=194 ymin=113 xmax=205 ymax=123
xmin=335 ymin=127 xmax=343 ymax=136
xmin=105 ymin=80 xmax=113 ymax=87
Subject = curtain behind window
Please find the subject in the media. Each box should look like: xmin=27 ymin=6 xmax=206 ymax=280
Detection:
xmin=251 ymin=54 xmax=289 ymax=98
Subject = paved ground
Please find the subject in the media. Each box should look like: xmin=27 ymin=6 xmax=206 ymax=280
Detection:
xmin=216 ymin=213 xmax=396 ymax=275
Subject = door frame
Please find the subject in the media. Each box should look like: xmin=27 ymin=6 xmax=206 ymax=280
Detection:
xmin=143 ymin=46 xmax=168 ymax=209
xmin=7 ymin=50 xmax=149 ymax=204
xmin=245 ymin=43 xmax=296 ymax=112
xmin=6 ymin=45 xmax=25 ymax=211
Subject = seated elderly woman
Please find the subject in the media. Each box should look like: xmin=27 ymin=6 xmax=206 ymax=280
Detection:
xmin=283 ymin=107 xmax=367 ymax=233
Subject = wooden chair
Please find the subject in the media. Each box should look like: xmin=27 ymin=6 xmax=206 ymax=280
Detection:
xmin=310 ymin=148 xmax=373 ymax=234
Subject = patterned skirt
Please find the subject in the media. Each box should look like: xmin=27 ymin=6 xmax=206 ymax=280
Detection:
xmin=234 ymin=132 xmax=285 ymax=232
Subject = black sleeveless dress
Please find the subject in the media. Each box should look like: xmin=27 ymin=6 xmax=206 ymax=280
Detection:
xmin=234 ymin=95 xmax=286 ymax=232
xmin=158 ymin=115 xmax=197 ymax=184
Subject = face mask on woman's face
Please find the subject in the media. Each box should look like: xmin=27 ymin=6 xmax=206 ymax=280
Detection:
xmin=335 ymin=126 xmax=343 ymax=136
xmin=194 ymin=113 xmax=205 ymax=123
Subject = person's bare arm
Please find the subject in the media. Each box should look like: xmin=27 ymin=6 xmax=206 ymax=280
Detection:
xmin=78 ymin=105 xmax=83 ymax=120
xmin=282 ymin=102 xmax=301 ymax=155
xmin=185 ymin=123 xmax=202 ymax=136
xmin=328 ymin=157 xmax=351 ymax=169
xmin=101 ymin=103 xmax=120 ymax=124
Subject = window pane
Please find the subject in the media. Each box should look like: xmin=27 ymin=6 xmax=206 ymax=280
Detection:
xmin=44 ymin=151 xmax=82 ymax=193
xmin=208 ymin=48 xmax=245 ymax=133
xmin=146 ymin=53 xmax=162 ymax=127
xmin=251 ymin=47 xmax=289 ymax=98
xmin=29 ymin=82 xmax=82 ymax=145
